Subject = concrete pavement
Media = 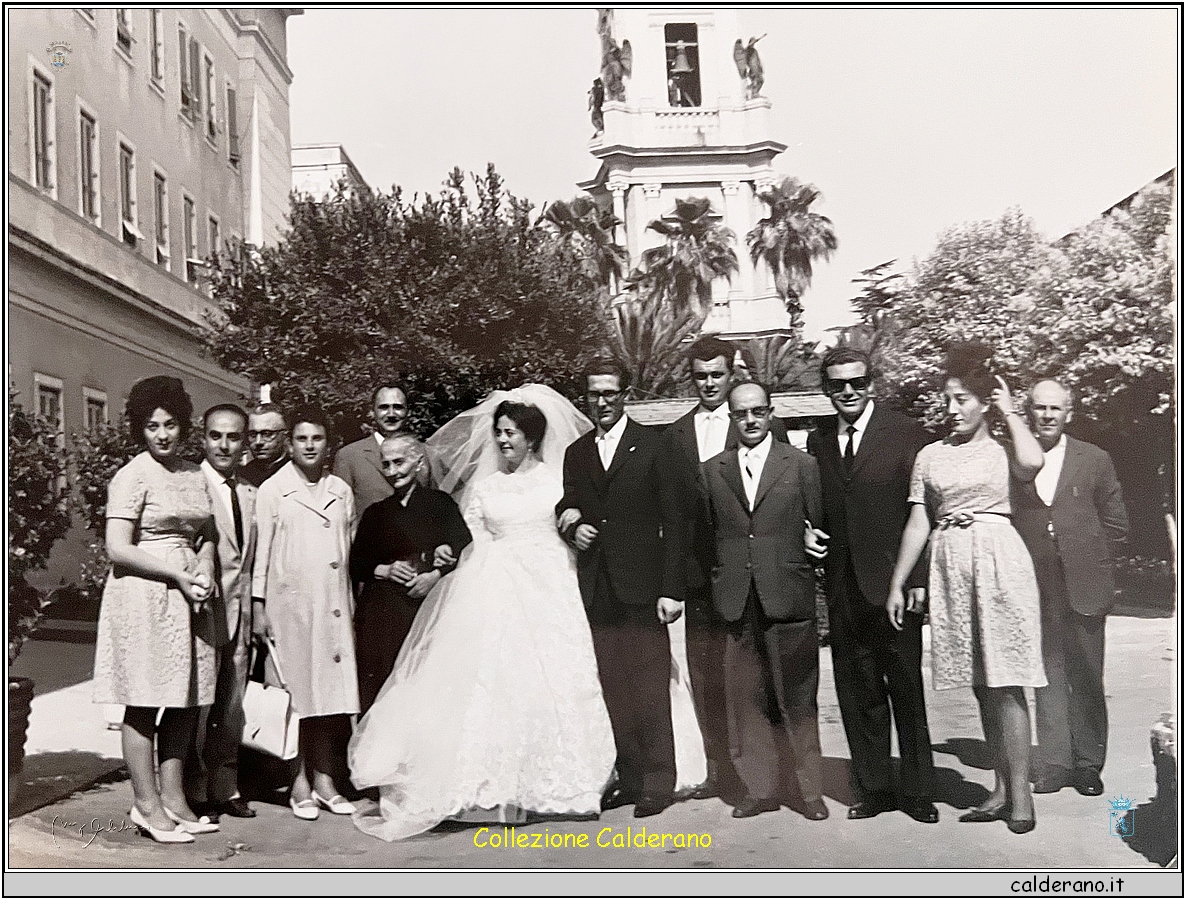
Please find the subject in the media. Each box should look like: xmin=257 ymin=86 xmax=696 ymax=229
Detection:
xmin=7 ymin=613 xmax=1177 ymax=869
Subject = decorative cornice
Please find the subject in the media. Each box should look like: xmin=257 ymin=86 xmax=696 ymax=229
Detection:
xmin=220 ymin=9 xmax=296 ymax=85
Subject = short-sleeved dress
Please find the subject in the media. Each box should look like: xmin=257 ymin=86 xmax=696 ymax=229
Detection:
xmin=909 ymin=437 xmax=1046 ymax=691
xmin=92 ymin=451 xmax=218 ymax=707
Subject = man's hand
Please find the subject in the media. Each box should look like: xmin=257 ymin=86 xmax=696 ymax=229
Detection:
xmin=804 ymin=520 xmax=830 ymax=561
xmin=573 ymin=523 xmax=599 ymax=551
xmin=657 ymin=596 xmax=684 ymax=625
xmin=906 ymin=587 xmax=926 ymax=616
xmin=387 ymin=561 xmax=418 ymax=585
xmin=432 ymin=544 xmax=456 ymax=569
xmin=251 ymin=599 xmax=272 ymax=642
xmin=886 ymin=586 xmax=906 ymax=631
xmin=557 ymin=508 xmax=582 ymax=533
xmin=405 ymin=570 xmax=441 ymax=600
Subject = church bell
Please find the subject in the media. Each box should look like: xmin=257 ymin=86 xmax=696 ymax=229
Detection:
xmin=670 ymin=41 xmax=693 ymax=74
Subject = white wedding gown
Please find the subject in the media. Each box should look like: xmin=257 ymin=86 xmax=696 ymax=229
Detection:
xmin=348 ymin=463 xmax=617 ymax=841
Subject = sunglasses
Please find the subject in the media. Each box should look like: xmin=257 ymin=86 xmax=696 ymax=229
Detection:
xmin=729 ymin=406 xmax=772 ymax=422
xmin=824 ymin=376 xmax=871 ymax=395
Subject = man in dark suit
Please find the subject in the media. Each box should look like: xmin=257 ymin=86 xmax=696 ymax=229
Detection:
xmin=1012 ymin=379 xmax=1128 ymax=797
xmin=806 ymin=346 xmax=938 ymax=824
xmin=188 ymin=404 xmax=258 ymax=819
xmin=661 ymin=336 xmax=789 ymax=801
xmin=332 ymin=383 xmax=409 ymax=514
xmin=702 ymin=380 xmax=827 ymax=820
xmin=350 ymin=435 xmax=471 ymax=714
xmin=558 ymin=360 xmax=684 ymax=818
xmin=240 ymin=404 xmax=289 ymax=488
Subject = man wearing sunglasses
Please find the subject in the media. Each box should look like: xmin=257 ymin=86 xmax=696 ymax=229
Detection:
xmin=806 ymin=346 xmax=938 ymax=824
xmin=701 ymin=380 xmax=827 ymax=821
xmin=240 ymin=404 xmax=290 ymax=488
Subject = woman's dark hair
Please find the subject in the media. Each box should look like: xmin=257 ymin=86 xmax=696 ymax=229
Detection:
xmin=288 ymin=404 xmax=332 ymax=440
xmin=944 ymin=342 xmax=996 ymax=401
xmin=493 ymin=401 xmax=547 ymax=453
xmin=126 ymin=376 xmax=194 ymax=442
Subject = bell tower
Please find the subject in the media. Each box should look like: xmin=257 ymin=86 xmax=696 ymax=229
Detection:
xmin=580 ymin=8 xmax=789 ymax=338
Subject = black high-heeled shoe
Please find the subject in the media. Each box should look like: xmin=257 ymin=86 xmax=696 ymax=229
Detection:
xmin=958 ymin=804 xmax=1008 ymax=823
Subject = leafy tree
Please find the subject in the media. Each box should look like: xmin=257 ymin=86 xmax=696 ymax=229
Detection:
xmin=607 ymin=292 xmax=699 ymax=399
xmin=541 ymin=197 xmax=627 ymax=295
xmin=633 ymin=197 xmax=739 ymax=320
xmin=736 ymin=335 xmax=822 ymax=392
xmin=747 ymin=176 xmax=838 ymax=328
xmin=205 ymin=167 xmax=609 ymax=441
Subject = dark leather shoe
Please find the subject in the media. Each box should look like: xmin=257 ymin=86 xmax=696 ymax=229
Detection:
xmin=1073 ymin=768 xmax=1103 ymax=796
xmin=1032 ymin=766 xmax=1073 ymax=794
xmin=732 ymin=797 xmax=780 ymax=819
xmin=901 ymin=799 xmax=940 ymax=824
xmin=601 ymin=785 xmax=635 ymax=812
xmin=210 ymin=797 xmax=256 ymax=818
xmin=959 ymin=805 xmax=1008 ymax=823
xmin=633 ymin=794 xmax=672 ymax=818
xmin=847 ymin=793 xmax=896 ymax=820
xmin=689 ymin=779 xmax=718 ymax=801
xmin=796 ymin=798 xmax=829 ymax=821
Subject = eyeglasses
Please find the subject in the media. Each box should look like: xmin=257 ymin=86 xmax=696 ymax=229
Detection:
xmin=248 ymin=429 xmax=285 ymax=441
xmin=692 ymin=371 xmax=728 ymax=381
xmin=729 ymin=406 xmax=772 ymax=422
xmin=587 ymin=390 xmax=622 ymax=403
xmin=824 ymin=376 xmax=871 ymax=395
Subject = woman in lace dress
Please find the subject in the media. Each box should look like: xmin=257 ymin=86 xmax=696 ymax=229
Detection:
xmin=886 ymin=345 xmax=1046 ymax=834
xmin=348 ymin=387 xmax=615 ymax=841
xmin=92 ymin=376 xmax=219 ymax=843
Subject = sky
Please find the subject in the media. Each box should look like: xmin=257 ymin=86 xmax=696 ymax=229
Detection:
xmin=287 ymin=7 xmax=1178 ymax=342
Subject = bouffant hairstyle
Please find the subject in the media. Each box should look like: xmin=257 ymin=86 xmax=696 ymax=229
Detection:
xmin=581 ymin=358 xmax=633 ymax=392
xmin=126 ymin=376 xmax=194 ymax=442
xmin=493 ymin=401 xmax=548 ymax=454
xmin=944 ymin=342 xmax=997 ymax=401
xmin=819 ymin=345 xmax=875 ymax=383
xmin=288 ymin=404 xmax=333 ymax=440
xmin=686 ymin=336 xmax=735 ymax=369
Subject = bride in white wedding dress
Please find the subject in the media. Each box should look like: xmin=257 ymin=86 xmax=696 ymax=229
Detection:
xmin=348 ymin=385 xmax=616 ymax=841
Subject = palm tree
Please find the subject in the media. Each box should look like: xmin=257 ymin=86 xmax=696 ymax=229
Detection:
xmin=747 ymin=177 xmax=838 ymax=327
xmin=634 ymin=197 xmax=739 ymax=320
xmin=541 ymin=197 xmax=628 ymax=295
xmin=607 ymin=289 xmax=701 ymax=399
xmin=737 ymin=334 xmax=822 ymax=392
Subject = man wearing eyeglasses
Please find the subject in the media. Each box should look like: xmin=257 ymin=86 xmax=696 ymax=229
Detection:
xmin=240 ymin=404 xmax=290 ymax=488
xmin=661 ymin=336 xmax=789 ymax=802
xmin=557 ymin=359 xmax=685 ymax=820
xmin=702 ymin=380 xmax=827 ymax=820
xmin=805 ymin=346 xmax=938 ymax=824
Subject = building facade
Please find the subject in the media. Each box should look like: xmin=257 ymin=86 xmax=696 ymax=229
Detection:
xmin=8 ymin=7 xmax=300 ymax=440
xmin=292 ymin=143 xmax=371 ymax=198
xmin=580 ymin=8 xmax=789 ymax=339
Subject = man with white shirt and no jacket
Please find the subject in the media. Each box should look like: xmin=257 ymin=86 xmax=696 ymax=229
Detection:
xmin=1011 ymin=379 xmax=1128 ymax=798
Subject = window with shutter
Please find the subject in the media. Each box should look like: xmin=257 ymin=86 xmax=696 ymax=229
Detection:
xmin=79 ymin=109 xmax=99 ymax=221
xmin=178 ymin=23 xmax=191 ymax=114
xmin=189 ymin=38 xmax=202 ymax=120
xmin=32 ymin=71 xmax=55 ymax=193
xmin=226 ymin=85 xmax=240 ymax=166
xmin=150 ymin=10 xmax=164 ymax=81
xmin=116 ymin=9 xmax=133 ymax=56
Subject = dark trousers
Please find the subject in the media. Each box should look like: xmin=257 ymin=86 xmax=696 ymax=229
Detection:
xmin=354 ymin=591 xmax=419 ymax=716
xmin=828 ymin=561 xmax=934 ymax=801
xmin=724 ymin=584 xmax=823 ymax=803
xmin=185 ymin=618 xmax=250 ymax=803
xmin=1032 ymin=551 xmax=1108 ymax=773
xmin=588 ymin=568 xmax=676 ymax=798
xmin=684 ymin=590 xmax=731 ymax=788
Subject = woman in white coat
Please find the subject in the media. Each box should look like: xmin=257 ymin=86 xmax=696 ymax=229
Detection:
xmin=252 ymin=405 xmax=360 ymax=820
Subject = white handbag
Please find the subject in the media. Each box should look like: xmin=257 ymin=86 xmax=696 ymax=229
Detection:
xmin=241 ymin=636 xmax=300 ymax=760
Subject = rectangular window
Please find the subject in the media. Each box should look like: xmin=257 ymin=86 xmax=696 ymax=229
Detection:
xmin=207 ymin=214 xmax=221 ymax=261
xmin=118 ymin=140 xmax=142 ymax=246
xmin=178 ymin=22 xmax=200 ymax=119
xmin=153 ymin=170 xmax=168 ymax=265
xmin=204 ymin=54 xmax=216 ymax=142
xmin=664 ymin=23 xmax=702 ymax=108
xmin=32 ymin=69 xmax=55 ymax=194
xmin=183 ymin=195 xmax=198 ymax=281
xmin=79 ymin=107 xmax=99 ymax=221
xmin=226 ymin=84 xmax=239 ymax=166
xmin=149 ymin=9 xmax=164 ymax=81
xmin=83 ymin=388 xmax=108 ymax=433
xmin=116 ymin=9 xmax=133 ymax=57
xmin=35 ymin=374 xmax=67 ymax=495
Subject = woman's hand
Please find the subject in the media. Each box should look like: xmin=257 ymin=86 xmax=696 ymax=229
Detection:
xmin=177 ymin=570 xmax=212 ymax=608
xmin=886 ymin=584 xmax=906 ymax=631
xmin=432 ymin=544 xmax=456 ymax=569
xmin=388 ymin=561 xmax=418 ymax=584
xmin=990 ymin=375 xmax=1017 ymax=418
xmin=405 ymin=570 xmax=441 ymax=600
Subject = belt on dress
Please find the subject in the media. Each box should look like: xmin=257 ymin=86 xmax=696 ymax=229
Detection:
xmin=935 ymin=510 xmax=1012 ymax=529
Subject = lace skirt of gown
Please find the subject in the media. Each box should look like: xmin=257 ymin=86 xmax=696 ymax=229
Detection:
xmin=348 ymin=527 xmax=616 ymax=841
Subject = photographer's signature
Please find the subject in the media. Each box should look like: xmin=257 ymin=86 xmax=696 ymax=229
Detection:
xmin=51 ymin=815 xmax=136 ymax=848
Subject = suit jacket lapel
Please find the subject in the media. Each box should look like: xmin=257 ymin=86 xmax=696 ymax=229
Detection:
xmin=604 ymin=418 xmax=641 ymax=483
xmin=672 ymin=410 xmax=700 ymax=469
xmin=849 ymin=405 xmax=887 ymax=478
xmin=361 ymin=437 xmax=384 ymax=477
xmin=718 ymin=452 xmax=749 ymax=513
xmin=752 ymin=443 xmax=792 ymax=512
xmin=1052 ymin=437 xmax=1082 ymax=504
xmin=579 ymin=432 xmax=608 ymax=492
xmin=202 ymin=465 xmax=239 ymax=553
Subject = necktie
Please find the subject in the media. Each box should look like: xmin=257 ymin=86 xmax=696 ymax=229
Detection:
xmin=226 ymin=476 xmax=244 ymax=548
xmin=843 ymin=425 xmax=856 ymax=474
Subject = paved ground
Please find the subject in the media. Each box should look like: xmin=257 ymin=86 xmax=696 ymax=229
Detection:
xmin=7 ymin=614 xmax=1177 ymax=872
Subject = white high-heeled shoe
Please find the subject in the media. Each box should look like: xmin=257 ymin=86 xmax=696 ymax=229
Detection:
xmin=129 ymin=806 xmax=194 ymax=844
xmin=163 ymin=806 xmax=220 ymax=834
xmin=311 ymin=790 xmax=357 ymax=815
xmin=290 ymin=796 xmax=320 ymax=820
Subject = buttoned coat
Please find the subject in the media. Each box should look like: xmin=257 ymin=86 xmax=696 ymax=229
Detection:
xmin=702 ymin=441 xmax=823 ymax=622
xmin=252 ymin=462 xmax=360 ymax=718
xmin=200 ymin=463 xmax=258 ymax=647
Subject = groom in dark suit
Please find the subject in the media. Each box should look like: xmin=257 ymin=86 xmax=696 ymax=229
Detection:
xmin=806 ymin=346 xmax=938 ymax=823
xmin=558 ymin=359 xmax=684 ymax=818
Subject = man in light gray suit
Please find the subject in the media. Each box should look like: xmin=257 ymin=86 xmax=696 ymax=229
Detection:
xmin=187 ymin=404 xmax=258 ymax=819
xmin=332 ymin=383 xmax=409 ymax=514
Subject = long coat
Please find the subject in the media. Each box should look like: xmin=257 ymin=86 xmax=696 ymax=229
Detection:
xmin=252 ymin=462 xmax=359 ymax=718
xmin=702 ymin=440 xmax=823 ymax=622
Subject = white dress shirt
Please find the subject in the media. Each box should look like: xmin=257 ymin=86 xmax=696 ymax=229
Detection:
xmin=836 ymin=400 xmax=875 ymax=457
xmin=694 ymin=403 xmax=731 ymax=463
xmin=738 ymin=433 xmax=774 ymax=511
xmin=200 ymin=459 xmax=237 ymax=526
xmin=596 ymin=414 xmax=629 ymax=470
xmin=1034 ymin=434 xmax=1068 ymax=506
xmin=373 ymin=430 xmax=387 ymax=449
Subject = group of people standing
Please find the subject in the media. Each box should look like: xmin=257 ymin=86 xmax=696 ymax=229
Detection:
xmin=91 ymin=332 xmax=1128 ymax=846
